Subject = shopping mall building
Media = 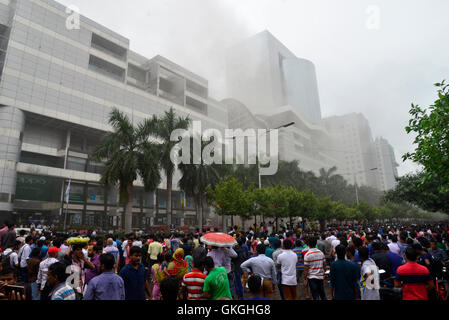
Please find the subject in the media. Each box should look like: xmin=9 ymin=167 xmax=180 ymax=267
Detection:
xmin=0 ymin=0 xmax=398 ymax=231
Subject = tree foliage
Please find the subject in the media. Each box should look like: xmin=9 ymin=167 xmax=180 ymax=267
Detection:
xmin=403 ymin=80 xmax=449 ymax=192
xmin=92 ymin=108 xmax=161 ymax=232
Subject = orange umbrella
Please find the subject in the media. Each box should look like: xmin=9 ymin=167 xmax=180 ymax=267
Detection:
xmin=200 ymin=232 xmax=237 ymax=247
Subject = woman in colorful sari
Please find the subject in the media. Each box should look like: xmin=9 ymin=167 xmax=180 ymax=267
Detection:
xmin=151 ymin=253 xmax=165 ymax=300
xmin=166 ymin=248 xmax=188 ymax=281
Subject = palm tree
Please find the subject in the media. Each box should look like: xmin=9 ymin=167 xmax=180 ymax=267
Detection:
xmin=150 ymin=107 xmax=191 ymax=227
xmin=92 ymin=108 xmax=161 ymax=233
xmin=178 ymin=136 xmax=221 ymax=231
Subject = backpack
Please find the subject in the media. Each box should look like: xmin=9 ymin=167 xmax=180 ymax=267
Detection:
xmin=1 ymin=251 xmax=15 ymax=274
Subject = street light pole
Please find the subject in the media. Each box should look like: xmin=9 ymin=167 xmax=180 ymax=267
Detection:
xmin=258 ymin=122 xmax=295 ymax=226
xmin=349 ymin=167 xmax=377 ymax=206
xmin=229 ymin=122 xmax=295 ymax=229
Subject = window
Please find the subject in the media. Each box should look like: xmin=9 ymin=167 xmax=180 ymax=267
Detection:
xmin=88 ymin=55 xmax=125 ymax=82
xmin=186 ymin=79 xmax=207 ymax=98
xmin=20 ymin=152 xmax=64 ymax=168
xmin=186 ymin=96 xmax=207 ymax=114
xmin=87 ymin=184 xmax=105 ymax=205
xmin=67 ymin=156 xmax=86 ymax=172
xmin=86 ymin=160 xmax=104 ymax=174
xmin=127 ymin=64 xmax=146 ymax=83
xmin=0 ymin=193 xmax=9 ymax=203
xmin=91 ymin=33 xmax=127 ymax=61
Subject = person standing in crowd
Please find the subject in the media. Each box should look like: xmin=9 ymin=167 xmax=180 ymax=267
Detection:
xmin=395 ymin=247 xmax=434 ymax=300
xmin=103 ymin=238 xmax=119 ymax=273
xmin=384 ymin=243 xmax=403 ymax=277
xmin=0 ymin=223 xmax=16 ymax=251
xmin=264 ymin=240 xmax=274 ymax=259
xmin=232 ymin=238 xmax=246 ymax=300
xmin=388 ymin=235 xmax=401 ymax=256
xmin=171 ymin=233 xmax=181 ymax=253
xmin=371 ymin=241 xmax=392 ymax=282
xmin=119 ymin=247 xmax=151 ymax=300
xmin=151 ymin=253 xmax=164 ymax=300
xmin=85 ymin=245 xmax=103 ymax=285
xmin=329 ymin=245 xmax=360 ymax=300
xmin=1 ymin=240 xmax=20 ymax=278
xmin=272 ymin=239 xmax=285 ymax=300
xmin=37 ymin=246 xmax=61 ymax=300
xmin=160 ymin=276 xmax=180 ymax=301
xmin=64 ymin=244 xmax=95 ymax=298
xmin=83 ymin=253 xmax=125 ymax=300
xmin=358 ymin=247 xmax=380 ymax=300
xmin=27 ymin=248 xmax=41 ymax=300
xmin=304 ymin=236 xmax=327 ymax=300
xmin=17 ymin=236 xmax=32 ymax=283
xmin=148 ymin=236 xmax=163 ymax=269
xmin=277 ymin=238 xmax=298 ymax=300
xmin=206 ymin=245 xmax=226 ymax=269
xmin=182 ymin=254 xmax=207 ymax=300
xmin=47 ymin=262 xmax=76 ymax=300
xmin=220 ymin=246 xmax=237 ymax=298
xmin=203 ymin=256 xmax=232 ymax=300
xmin=241 ymin=244 xmax=277 ymax=300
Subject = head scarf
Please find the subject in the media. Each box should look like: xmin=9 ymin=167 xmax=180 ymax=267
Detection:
xmin=166 ymin=248 xmax=188 ymax=279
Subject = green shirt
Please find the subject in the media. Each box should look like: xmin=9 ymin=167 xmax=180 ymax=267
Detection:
xmin=203 ymin=267 xmax=232 ymax=300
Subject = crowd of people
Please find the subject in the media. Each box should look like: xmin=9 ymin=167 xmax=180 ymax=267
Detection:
xmin=0 ymin=219 xmax=448 ymax=301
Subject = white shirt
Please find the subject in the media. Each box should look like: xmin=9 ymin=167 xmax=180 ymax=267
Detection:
xmin=18 ymin=243 xmax=31 ymax=268
xmin=326 ymin=235 xmax=336 ymax=244
xmin=2 ymin=248 xmax=18 ymax=268
xmin=122 ymin=240 xmax=128 ymax=257
xmin=277 ymin=250 xmax=298 ymax=286
xmin=37 ymin=257 xmax=59 ymax=290
xmin=331 ymin=239 xmax=341 ymax=260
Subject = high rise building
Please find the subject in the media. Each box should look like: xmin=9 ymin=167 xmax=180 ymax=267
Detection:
xmin=373 ymin=137 xmax=399 ymax=191
xmin=226 ymin=30 xmax=322 ymax=124
xmin=322 ymin=113 xmax=378 ymax=189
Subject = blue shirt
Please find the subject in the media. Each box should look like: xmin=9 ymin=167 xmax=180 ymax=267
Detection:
xmin=119 ymin=263 xmax=148 ymax=300
xmin=83 ymin=272 xmax=125 ymax=300
xmin=329 ymin=259 xmax=360 ymax=300
xmin=40 ymin=246 xmax=48 ymax=259
xmin=386 ymin=251 xmax=403 ymax=277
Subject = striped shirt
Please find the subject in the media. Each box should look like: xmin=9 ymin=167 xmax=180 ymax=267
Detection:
xmin=182 ymin=269 xmax=207 ymax=300
xmin=293 ymin=247 xmax=304 ymax=270
xmin=50 ymin=283 xmax=76 ymax=300
xmin=304 ymin=248 xmax=325 ymax=280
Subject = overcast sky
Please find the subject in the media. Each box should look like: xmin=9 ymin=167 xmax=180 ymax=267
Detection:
xmin=57 ymin=0 xmax=449 ymax=177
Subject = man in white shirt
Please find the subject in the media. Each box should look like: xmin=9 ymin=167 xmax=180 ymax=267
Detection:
xmin=276 ymin=239 xmax=298 ymax=300
xmin=37 ymin=247 xmax=60 ymax=292
xmin=18 ymin=236 xmax=33 ymax=282
xmin=325 ymin=231 xmax=336 ymax=244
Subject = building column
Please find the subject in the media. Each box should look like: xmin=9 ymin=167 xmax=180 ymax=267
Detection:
xmin=0 ymin=106 xmax=25 ymax=218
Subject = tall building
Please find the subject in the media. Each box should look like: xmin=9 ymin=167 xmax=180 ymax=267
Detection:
xmin=226 ymin=30 xmax=322 ymax=124
xmin=373 ymin=137 xmax=399 ymax=191
xmin=225 ymin=31 xmax=337 ymax=174
xmin=0 ymin=0 xmax=228 ymax=229
xmin=322 ymin=113 xmax=378 ymax=189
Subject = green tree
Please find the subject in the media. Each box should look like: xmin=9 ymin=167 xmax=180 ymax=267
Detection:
xmin=92 ymin=108 xmax=161 ymax=233
xmin=150 ymin=107 xmax=191 ymax=226
xmin=384 ymin=172 xmax=449 ymax=214
xmin=178 ymin=136 xmax=221 ymax=231
xmin=403 ymin=80 xmax=449 ymax=192
xmin=206 ymin=176 xmax=249 ymax=230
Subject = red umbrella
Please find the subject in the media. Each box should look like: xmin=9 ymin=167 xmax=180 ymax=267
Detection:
xmin=200 ymin=232 xmax=237 ymax=247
